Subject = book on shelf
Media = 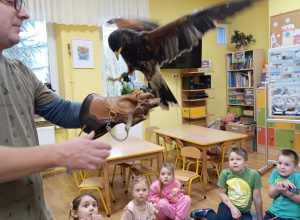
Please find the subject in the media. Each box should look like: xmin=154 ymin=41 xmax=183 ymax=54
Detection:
xmin=228 ymin=71 xmax=253 ymax=87
xmin=231 ymin=54 xmax=253 ymax=70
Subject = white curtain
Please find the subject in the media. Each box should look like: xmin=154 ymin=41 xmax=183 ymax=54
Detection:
xmin=26 ymin=0 xmax=150 ymax=26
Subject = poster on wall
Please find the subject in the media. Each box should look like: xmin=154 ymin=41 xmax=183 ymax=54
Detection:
xmin=268 ymin=46 xmax=300 ymax=117
xmin=270 ymin=9 xmax=300 ymax=48
xmin=72 ymin=39 xmax=95 ymax=68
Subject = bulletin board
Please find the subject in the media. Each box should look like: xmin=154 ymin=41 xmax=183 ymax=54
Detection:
xmin=270 ymin=9 xmax=300 ymax=48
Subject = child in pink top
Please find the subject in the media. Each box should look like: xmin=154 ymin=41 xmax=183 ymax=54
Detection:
xmin=121 ymin=176 xmax=156 ymax=220
xmin=148 ymin=163 xmax=191 ymax=220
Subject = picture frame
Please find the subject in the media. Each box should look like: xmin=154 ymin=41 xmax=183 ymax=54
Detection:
xmin=232 ymin=51 xmax=245 ymax=63
xmin=72 ymin=39 xmax=94 ymax=68
xmin=199 ymin=59 xmax=212 ymax=71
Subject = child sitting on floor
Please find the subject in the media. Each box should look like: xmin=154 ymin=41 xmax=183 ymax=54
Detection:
xmin=121 ymin=176 xmax=156 ymax=220
xmin=263 ymin=149 xmax=300 ymax=220
xmin=70 ymin=193 xmax=103 ymax=220
xmin=190 ymin=146 xmax=263 ymax=220
xmin=148 ymin=162 xmax=192 ymax=220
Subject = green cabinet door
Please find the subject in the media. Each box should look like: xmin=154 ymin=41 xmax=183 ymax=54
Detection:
xmin=275 ymin=129 xmax=295 ymax=149
xmin=257 ymin=108 xmax=274 ymax=128
xmin=296 ymin=119 xmax=300 ymax=130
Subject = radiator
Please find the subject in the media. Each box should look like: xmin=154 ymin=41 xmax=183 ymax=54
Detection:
xmin=36 ymin=126 xmax=56 ymax=145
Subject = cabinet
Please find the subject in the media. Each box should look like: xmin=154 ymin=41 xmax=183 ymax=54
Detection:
xmin=256 ymin=87 xmax=300 ymax=156
xmin=180 ymin=70 xmax=214 ymax=124
xmin=226 ymin=49 xmax=264 ymax=121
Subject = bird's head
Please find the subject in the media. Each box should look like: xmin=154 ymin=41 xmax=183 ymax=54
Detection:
xmin=108 ymin=30 xmax=126 ymax=60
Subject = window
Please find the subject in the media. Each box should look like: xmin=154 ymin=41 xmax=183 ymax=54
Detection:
xmin=101 ymin=26 xmax=142 ymax=97
xmin=4 ymin=19 xmax=59 ymax=94
xmin=217 ymin=24 xmax=228 ymax=45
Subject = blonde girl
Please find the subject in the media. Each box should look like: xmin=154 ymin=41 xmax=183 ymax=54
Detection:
xmin=121 ymin=176 xmax=156 ymax=220
xmin=148 ymin=163 xmax=191 ymax=220
xmin=70 ymin=193 xmax=103 ymax=220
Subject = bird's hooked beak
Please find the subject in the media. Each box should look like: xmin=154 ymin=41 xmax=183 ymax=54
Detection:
xmin=114 ymin=47 xmax=123 ymax=60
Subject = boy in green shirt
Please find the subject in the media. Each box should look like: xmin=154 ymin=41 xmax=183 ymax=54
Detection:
xmin=263 ymin=149 xmax=300 ymax=220
xmin=190 ymin=146 xmax=263 ymax=220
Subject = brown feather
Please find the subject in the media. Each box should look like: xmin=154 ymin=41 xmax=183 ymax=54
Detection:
xmin=107 ymin=18 xmax=157 ymax=32
xmin=146 ymin=16 xmax=190 ymax=56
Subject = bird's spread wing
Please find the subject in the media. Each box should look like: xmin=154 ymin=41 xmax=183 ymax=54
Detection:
xmin=107 ymin=18 xmax=158 ymax=31
xmin=146 ymin=0 xmax=255 ymax=66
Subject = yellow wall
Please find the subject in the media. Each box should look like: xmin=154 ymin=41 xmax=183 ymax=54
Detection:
xmin=269 ymin=0 xmax=300 ymax=16
xmin=53 ymin=24 xmax=103 ymax=141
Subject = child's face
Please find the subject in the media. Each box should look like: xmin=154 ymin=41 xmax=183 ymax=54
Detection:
xmin=159 ymin=167 xmax=174 ymax=185
xmin=229 ymin=152 xmax=247 ymax=174
xmin=132 ymin=182 xmax=149 ymax=203
xmin=71 ymin=196 xmax=98 ymax=219
xmin=277 ymin=155 xmax=297 ymax=178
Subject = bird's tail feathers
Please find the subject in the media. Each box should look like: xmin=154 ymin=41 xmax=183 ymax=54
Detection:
xmin=148 ymin=68 xmax=179 ymax=110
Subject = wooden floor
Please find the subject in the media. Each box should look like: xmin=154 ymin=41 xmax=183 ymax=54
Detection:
xmin=43 ymin=152 xmax=277 ymax=220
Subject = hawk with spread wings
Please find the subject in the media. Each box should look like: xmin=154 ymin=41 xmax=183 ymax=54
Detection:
xmin=108 ymin=0 xmax=256 ymax=110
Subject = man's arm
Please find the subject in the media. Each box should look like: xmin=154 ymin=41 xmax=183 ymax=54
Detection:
xmin=0 ymin=131 xmax=111 ymax=183
xmin=253 ymin=189 xmax=263 ymax=220
xmin=35 ymin=97 xmax=81 ymax=128
xmin=219 ymin=187 xmax=241 ymax=219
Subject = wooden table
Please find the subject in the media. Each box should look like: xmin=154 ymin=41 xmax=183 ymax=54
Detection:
xmin=99 ymin=135 xmax=164 ymax=214
xmin=154 ymin=125 xmax=247 ymax=189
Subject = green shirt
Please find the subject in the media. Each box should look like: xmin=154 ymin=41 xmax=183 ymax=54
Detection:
xmin=268 ymin=169 xmax=300 ymax=220
xmin=218 ymin=168 xmax=262 ymax=213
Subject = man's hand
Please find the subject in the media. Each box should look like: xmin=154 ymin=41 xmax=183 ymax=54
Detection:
xmin=55 ymin=131 xmax=111 ymax=171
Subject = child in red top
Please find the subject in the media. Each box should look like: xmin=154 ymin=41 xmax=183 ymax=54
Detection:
xmin=148 ymin=163 xmax=191 ymax=220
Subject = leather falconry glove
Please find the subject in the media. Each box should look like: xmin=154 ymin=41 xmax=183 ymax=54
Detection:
xmin=79 ymin=93 xmax=160 ymax=141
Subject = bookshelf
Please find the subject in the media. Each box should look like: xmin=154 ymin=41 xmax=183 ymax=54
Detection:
xmin=226 ymin=49 xmax=264 ymax=121
xmin=180 ymin=69 xmax=214 ymax=124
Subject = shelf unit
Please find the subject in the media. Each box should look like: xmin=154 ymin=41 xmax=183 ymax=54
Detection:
xmin=226 ymin=49 xmax=264 ymax=121
xmin=256 ymin=87 xmax=300 ymax=156
xmin=180 ymin=70 xmax=214 ymax=124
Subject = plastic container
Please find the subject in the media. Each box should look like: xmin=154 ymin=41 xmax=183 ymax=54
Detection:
xmin=244 ymin=89 xmax=254 ymax=95
xmin=228 ymin=106 xmax=244 ymax=116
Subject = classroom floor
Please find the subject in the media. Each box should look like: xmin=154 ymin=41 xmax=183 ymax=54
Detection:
xmin=43 ymin=152 xmax=277 ymax=220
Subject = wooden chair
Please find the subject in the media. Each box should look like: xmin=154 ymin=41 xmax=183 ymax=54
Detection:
xmin=145 ymin=126 xmax=160 ymax=143
xmin=110 ymin=126 xmax=160 ymax=186
xmin=145 ymin=126 xmax=161 ymax=167
xmin=80 ymin=167 xmax=103 ymax=180
xmin=73 ymin=170 xmax=115 ymax=217
xmin=205 ymin=141 xmax=235 ymax=178
xmin=174 ymin=139 xmax=197 ymax=170
xmin=110 ymin=161 xmax=141 ymax=186
xmin=162 ymin=136 xmax=176 ymax=162
xmin=174 ymin=147 xmax=206 ymax=198
xmin=124 ymin=164 xmax=158 ymax=193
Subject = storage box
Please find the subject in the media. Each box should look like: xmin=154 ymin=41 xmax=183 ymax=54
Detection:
xmin=243 ymin=110 xmax=254 ymax=116
xmin=182 ymin=106 xmax=206 ymax=118
xmin=226 ymin=122 xmax=255 ymax=136
xmin=242 ymin=135 xmax=254 ymax=153
xmin=244 ymin=89 xmax=254 ymax=95
xmin=234 ymin=135 xmax=254 ymax=153
xmin=246 ymin=101 xmax=254 ymax=105
xmin=228 ymin=106 xmax=244 ymax=116
xmin=240 ymin=116 xmax=254 ymax=122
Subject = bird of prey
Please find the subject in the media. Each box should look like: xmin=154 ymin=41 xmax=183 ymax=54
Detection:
xmin=108 ymin=0 xmax=256 ymax=110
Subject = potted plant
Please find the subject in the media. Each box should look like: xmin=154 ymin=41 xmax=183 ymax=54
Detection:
xmin=231 ymin=30 xmax=256 ymax=50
